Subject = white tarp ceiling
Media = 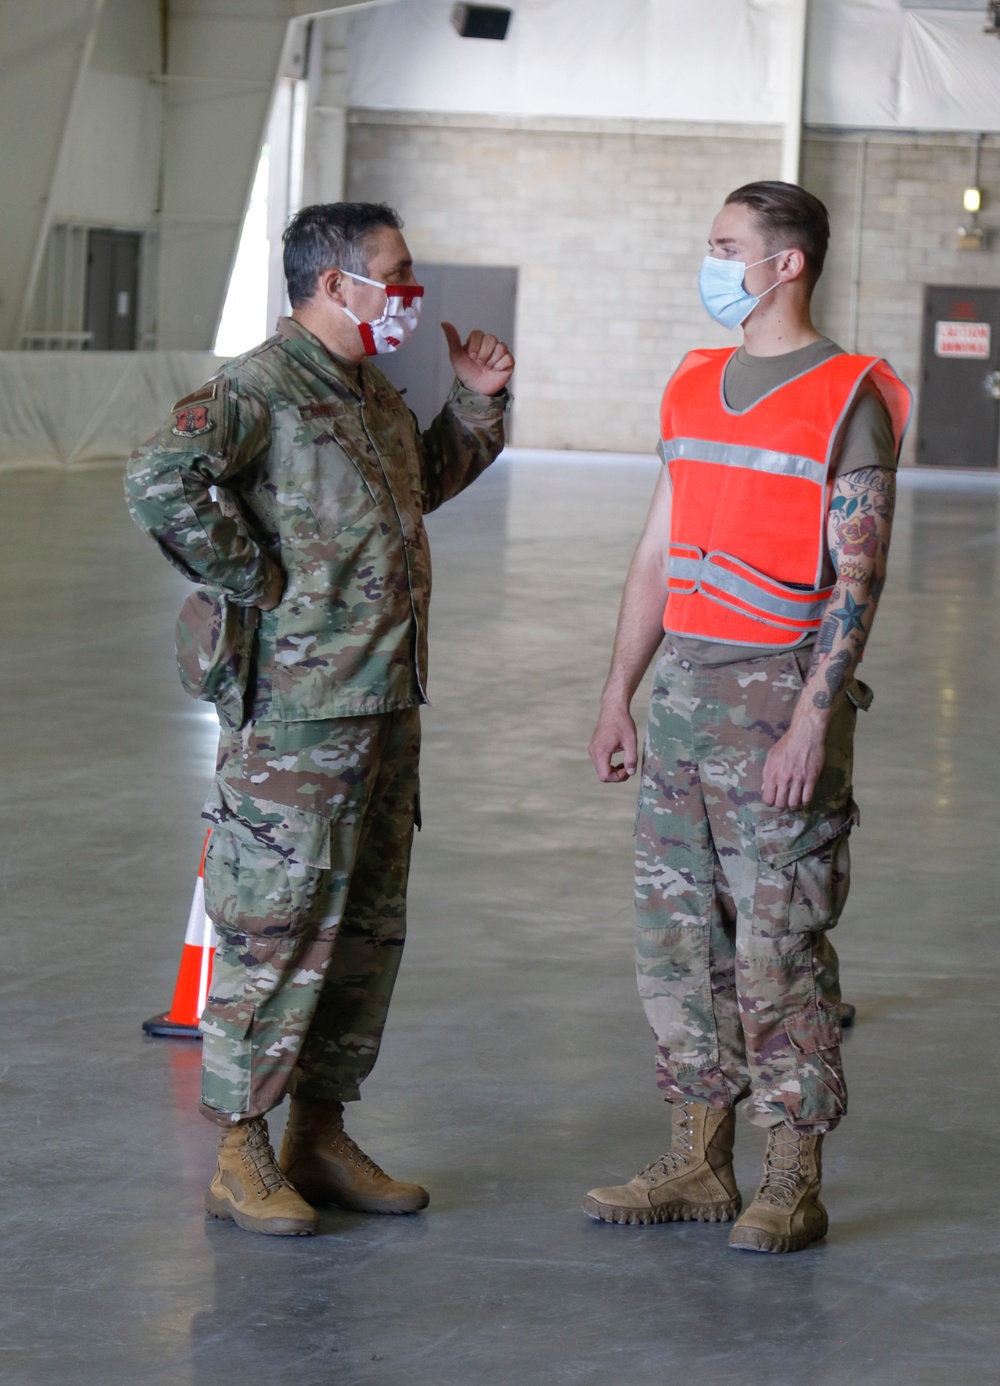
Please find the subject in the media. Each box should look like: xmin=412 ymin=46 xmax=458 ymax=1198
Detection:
xmin=348 ymin=0 xmax=1000 ymax=131
xmin=807 ymin=3 xmax=1000 ymax=128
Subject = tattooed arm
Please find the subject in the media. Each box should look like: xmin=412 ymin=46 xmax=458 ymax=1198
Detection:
xmin=762 ymin=465 xmax=896 ymax=810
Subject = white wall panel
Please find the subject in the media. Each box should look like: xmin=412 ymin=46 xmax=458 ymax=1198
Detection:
xmin=155 ymin=6 xmax=289 ymax=350
xmin=645 ymin=3 xmax=794 ymax=126
xmin=0 ymin=0 xmax=106 ymax=348
xmin=349 ymin=0 xmax=796 ymax=124
xmin=349 ymin=0 xmax=1000 ymax=133
xmin=0 ymin=351 xmax=225 ymax=467
xmin=50 ymin=72 xmax=162 ymax=225
xmin=804 ymin=0 xmax=903 ymax=128
xmin=899 ymin=13 xmax=1000 ymax=131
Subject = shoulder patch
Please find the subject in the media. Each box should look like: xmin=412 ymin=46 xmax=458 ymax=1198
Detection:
xmin=171 ymin=381 xmax=219 ymax=436
xmin=171 ymin=404 xmax=215 ymax=438
xmin=172 ymin=381 xmax=218 ymax=411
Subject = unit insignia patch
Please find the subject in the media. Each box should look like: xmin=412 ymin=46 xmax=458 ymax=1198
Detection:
xmin=171 ymin=405 xmax=214 ymax=438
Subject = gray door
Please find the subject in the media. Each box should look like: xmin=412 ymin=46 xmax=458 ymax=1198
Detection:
xmin=85 ymin=230 xmax=141 ymax=350
xmin=915 ymin=285 xmax=1000 ymax=468
xmin=375 ymin=264 xmax=517 ymax=432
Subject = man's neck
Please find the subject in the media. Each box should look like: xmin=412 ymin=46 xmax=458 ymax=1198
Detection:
xmin=291 ymin=307 xmax=366 ymax=366
xmin=741 ymin=302 xmax=823 ymax=358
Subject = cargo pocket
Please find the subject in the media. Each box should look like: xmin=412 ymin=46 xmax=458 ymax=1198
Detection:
xmin=786 ymin=1002 xmax=841 ymax=1055
xmin=201 ymin=779 xmax=330 ymax=939
xmin=751 ymin=798 xmax=859 ymax=937
xmin=784 ymin=1002 xmax=846 ymax=1123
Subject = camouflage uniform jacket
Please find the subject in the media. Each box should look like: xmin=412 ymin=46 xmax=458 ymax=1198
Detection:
xmin=125 ymin=317 xmax=507 ymax=720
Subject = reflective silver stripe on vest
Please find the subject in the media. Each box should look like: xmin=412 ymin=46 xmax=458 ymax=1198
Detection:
xmin=659 ymin=437 xmax=826 ymax=485
xmin=668 ymin=552 xmax=828 ymax=624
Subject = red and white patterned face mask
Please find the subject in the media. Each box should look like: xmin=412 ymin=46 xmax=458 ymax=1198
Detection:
xmin=340 ymin=270 xmax=424 ymax=355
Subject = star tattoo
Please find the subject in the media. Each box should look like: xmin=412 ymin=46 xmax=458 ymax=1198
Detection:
xmin=830 ymin=591 xmax=868 ymax=636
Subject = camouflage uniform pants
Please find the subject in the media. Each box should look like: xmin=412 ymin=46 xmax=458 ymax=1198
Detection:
xmin=635 ymin=642 xmax=861 ymax=1133
xmin=198 ymin=709 xmax=420 ymax=1126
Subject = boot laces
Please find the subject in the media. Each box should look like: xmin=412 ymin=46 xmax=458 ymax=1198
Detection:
xmin=641 ymin=1106 xmax=697 ymax=1183
xmin=239 ymin=1121 xmax=289 ymax=1199
xmin=331 ymin=1130 xmax=385 ymax=1180
xmin=758 ymin=1127 xmax=806 ymax=1207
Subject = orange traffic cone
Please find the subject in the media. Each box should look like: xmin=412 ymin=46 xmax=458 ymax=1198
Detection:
xmin=142 ymin=831 xmax=218 ymax=1039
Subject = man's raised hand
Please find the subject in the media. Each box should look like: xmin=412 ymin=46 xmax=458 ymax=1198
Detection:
xmin=441 ymin=321 xmax=514 ymax=396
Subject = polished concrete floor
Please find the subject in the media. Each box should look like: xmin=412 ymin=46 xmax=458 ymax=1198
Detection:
xmin=1 ymin=460 xmax=998 ymax=1386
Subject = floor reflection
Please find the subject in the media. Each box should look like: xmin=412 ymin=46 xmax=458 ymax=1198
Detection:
xmin=908 ymin=490 xmax=998 ymax=596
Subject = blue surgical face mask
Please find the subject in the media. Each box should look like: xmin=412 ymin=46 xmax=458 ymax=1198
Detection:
xmin=698 ymin=250 xmax=788 ymax=329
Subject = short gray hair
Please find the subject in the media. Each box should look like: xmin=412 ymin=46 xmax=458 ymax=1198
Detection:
xmin=282 ymin=202 xmax=403 ymax=307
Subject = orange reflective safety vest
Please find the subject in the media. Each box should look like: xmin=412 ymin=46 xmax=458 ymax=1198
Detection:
xmin=659 ymin=348 xmax=911 ymax=648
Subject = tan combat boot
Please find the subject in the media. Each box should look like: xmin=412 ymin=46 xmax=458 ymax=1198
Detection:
xmin=582 ymin=1102 xmax=741 ymax=1225
xmin=278 ymin=1098 xmax=429 ymax=1215
xmin=729 ymin=1124 xmax=827 ymax=1253
xmin=205 ymin=1117 xmax=320 ymax=1236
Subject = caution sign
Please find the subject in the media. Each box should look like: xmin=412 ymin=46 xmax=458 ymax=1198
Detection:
xmin=935 ymin=321 xmax=991 ymax=359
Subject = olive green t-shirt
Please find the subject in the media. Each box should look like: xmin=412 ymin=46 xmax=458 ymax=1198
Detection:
xmin=668 ymin=337 xmax=897 ymax=667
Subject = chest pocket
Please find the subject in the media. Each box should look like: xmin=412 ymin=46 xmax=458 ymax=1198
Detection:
xmin=287 ymin=401 xmax=387 ymax=538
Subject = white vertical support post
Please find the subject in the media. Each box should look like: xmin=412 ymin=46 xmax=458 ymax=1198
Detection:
xmin=847 ymin=135 xmax=868 ymax=353
xmin=266 ymin=78 xmax=294 ymax=335
xmin=264 ymin=18 xmax=311 ymax=336
xmin=780 ymin=0 xmax=808 ymax=185
xmin=301 ymin=12 xmax=352 ymax=209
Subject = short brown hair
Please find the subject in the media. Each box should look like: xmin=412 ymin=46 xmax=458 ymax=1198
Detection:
xmin=725 ymin=181 xmax=830 ymax=292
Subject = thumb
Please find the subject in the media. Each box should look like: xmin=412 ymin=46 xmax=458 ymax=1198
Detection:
xmin=440 ymin=321 xmax=463 ymax=358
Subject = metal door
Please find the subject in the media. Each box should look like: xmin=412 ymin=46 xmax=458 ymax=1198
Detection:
xmin=915 ymin=285 xmax=1000 ymax=468
xmin=84 ymin=230 xmax=141 ymax=350
xmin=375 ymin=263 xmax=517 ymax=432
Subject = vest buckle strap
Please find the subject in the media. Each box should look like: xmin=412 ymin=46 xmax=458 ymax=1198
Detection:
xmin=666 ymin=543 xmax=701 ymax=594
xmin=667 ymin=545 xmax=834 ymax=631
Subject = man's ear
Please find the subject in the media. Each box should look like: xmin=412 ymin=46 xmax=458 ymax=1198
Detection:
xmin=779 ymin=247 xmax=807 ymax=284
xmin=318 ymin=268 xmax=347 ymax=304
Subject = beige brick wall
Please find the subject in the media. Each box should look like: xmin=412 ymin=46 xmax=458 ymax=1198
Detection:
xmin=346 ymin=111 xmax=1000 ymax=459
xmin=346 ymin=111 xmax=781 ymax=452
xmin=805 ymin=131 xmax=1000 ymax=463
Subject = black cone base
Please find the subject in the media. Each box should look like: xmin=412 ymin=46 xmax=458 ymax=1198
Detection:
xmin=142 ymin=1012 xmax=203 ymax=1040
